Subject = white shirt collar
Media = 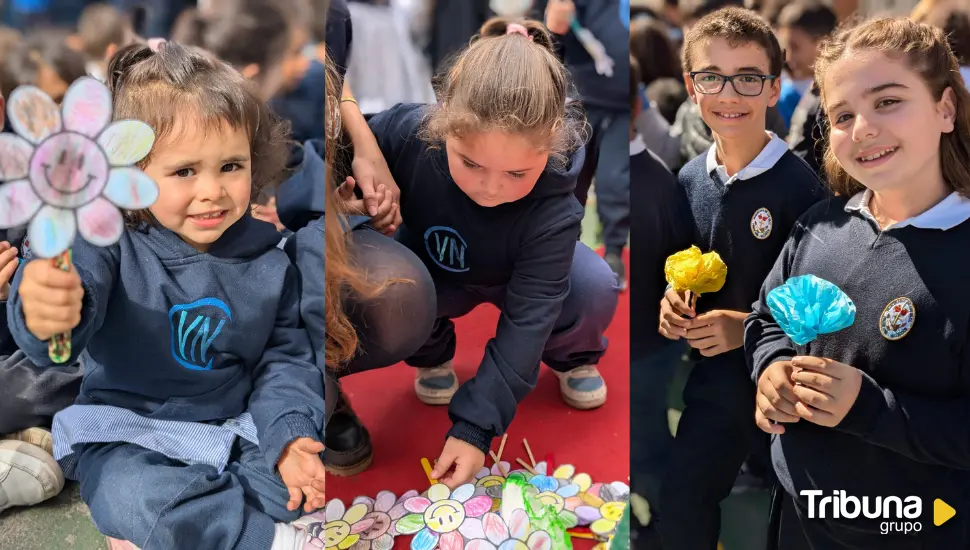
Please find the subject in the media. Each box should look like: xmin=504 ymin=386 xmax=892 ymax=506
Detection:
xmin=705 ymin=132 xmax=789 ymax=185
xmin=630 ymin=134 xmax=646 ymax=156
xmin=845 ymin=189 xmax=970 ymax=230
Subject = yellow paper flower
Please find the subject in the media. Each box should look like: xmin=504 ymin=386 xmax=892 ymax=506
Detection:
xmin=664 ymin=246 xmax=727 ymax=295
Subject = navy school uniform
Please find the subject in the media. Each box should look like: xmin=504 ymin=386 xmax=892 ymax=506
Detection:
xmin=6 ymin=217 xmax=326 ymax=550
xmin=367 ymin=103 xmax=620 ymax=453
xmin=0 ymin=226 xmax=82 ymax=434
xmin=660 ymin=133 xmax=828 ymax=550
xmin=746 ymin=192 xmax=970 ymax=549
xmin=326 ymin=0 xmax=352 ymax=79
xmin=628 ymin=135 xmax=695 ymax=514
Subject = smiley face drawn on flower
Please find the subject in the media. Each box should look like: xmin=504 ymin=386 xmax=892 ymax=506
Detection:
xmin=424 ymin=499 xmax=466 ymax=533
xmin=477 ymin=475 xmax=506 ymax=499
xmin=324 ymin=521 xmax=352 ymax=547
xmin=29 ymin=133 xmax=109 ymax=208
xmin=360 ymin=512 xmax=390 ymax=540
xmin=535 ymin=491 xmax=566 ymax=514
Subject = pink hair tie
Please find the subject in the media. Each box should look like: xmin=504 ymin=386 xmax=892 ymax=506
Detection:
xmin=147 ymin=38 xmax=167 ymax=52
xmin=506 ymin=23 xmax=533 ymax=41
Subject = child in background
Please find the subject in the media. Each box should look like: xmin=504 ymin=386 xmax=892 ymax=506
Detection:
xmin=5 ymin=42 xmax=326 ymax=549
xmin=70 ymin=3 xmax=133 ymax=81
xmin=3 ymin=28 xmax=87 ymax=102
xmin=627 ymin=54 xmax=695 ymax=545
xmin=747 ymin=17 xmax=970 ymax=548
xmin=338 ymin=17 xmax=618 ymax=487
xmin=545 ymin=0 xmax=632 ymax=289
xmin=630 ymin=16 xmax=683 ymax=168
xmin=775 ymin=0 xmax=837 ymax=127
xmin=657 ymin=8 xmax=827 ymax=549
xmin=922 ymin=6 xmax=970 ymax=86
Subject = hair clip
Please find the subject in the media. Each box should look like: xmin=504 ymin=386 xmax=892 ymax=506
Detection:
xmin=147 ymin=38 xmax=167 ymax=53
xmin=506 ymin=23 xmax=534 ymax=41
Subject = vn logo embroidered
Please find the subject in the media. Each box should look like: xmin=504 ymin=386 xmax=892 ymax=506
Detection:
xmin=423 ymin=225 xmax=469 ymax=273
xmin=750 ymin=207 xmax=773 ymax=240
xmin=168 ymin=298 xmax=232 ymax=370
xmin=879 ymin=297 xmax=915 ymax=341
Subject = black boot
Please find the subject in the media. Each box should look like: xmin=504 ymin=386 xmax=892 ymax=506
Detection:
xmin=324 ymin=380 xmax=373 ymax=476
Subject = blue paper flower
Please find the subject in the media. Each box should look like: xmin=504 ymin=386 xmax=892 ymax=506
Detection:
xmin=766 ymin=274 xmax=856 ymax=345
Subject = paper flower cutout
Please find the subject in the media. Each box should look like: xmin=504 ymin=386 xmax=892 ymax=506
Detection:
xmin=524 ymin=463 xmax=583 ymax=528
xmin=0 ymin=76 xmax=157 ymax=258
xmin=393 ymin=483 xmax=493 ymax=550
xmin=664 ymin=246 xmax=727 ymax=296
xmin=475 ymin=463 xmax=511 ymax=512
xmin=464 ymin=509 xmax=553 ymax=550
xmin=347 ymin=490 xmax=418 ymax=550
xmin=295 ymin=499 xmax=374 ymax=549
xmin=766 ymin=274 xmax=856 ymax=345
xmin=574 ymin=482 xmax=630 ymax=538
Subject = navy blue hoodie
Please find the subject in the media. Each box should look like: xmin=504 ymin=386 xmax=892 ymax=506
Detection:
xmin=368 ymin=103 xmax=585 ymax=452
xmin=0 ymin=227 xmax=26 ymax=356
xmin=272 ymin=61 xmax=328 ymax=144
xmin=6 ymin=216 xmax=326 ymax=470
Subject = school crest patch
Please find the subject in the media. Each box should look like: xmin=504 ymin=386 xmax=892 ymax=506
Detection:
xmin=879 ymin=297 xmax=915 ymax=341
xmin=750 ymin=207 xmax=772 ymax=240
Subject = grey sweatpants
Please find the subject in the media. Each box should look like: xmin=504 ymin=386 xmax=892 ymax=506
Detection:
xmin=0 ymin=350 xmax=82 ymax=434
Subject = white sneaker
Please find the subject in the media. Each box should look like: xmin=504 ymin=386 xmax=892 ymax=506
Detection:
xmin=0 ymin=440 xmax=64 ymax=513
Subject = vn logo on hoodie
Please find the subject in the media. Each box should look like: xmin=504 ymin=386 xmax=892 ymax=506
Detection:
xmin=423 ymin=226 xmax=469 ymax=273
xmin=168 ymin=298 xmax=232 ymax=370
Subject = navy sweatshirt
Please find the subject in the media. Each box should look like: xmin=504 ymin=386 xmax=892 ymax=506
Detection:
xmin=745 ymin=195 xmax=970 ymax=546
xmin=678 ymin=143 xmax=828 ymax=319
xmin=0 ymin=227 xmax=26 ymax=356
xmin=629 ymin=139 xmax=695 ymax=360
xmin=6 ymin=216 xmax=326 ymax=470
xmin=272 ymin=61 xmax=328 ymax=144
xmin=368 ymin=103 xmax=585 ymax=452
xmin=327 ymin=0 xmax=352 ymax=79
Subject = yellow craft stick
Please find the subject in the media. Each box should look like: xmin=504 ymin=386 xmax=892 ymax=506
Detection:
xmin=522 ymin=438 xmax=537 ymax=468
xmin=568 ymin=532 xmax=596 ymax=540
xmin=421 ymin=457 xmax=437 ymax=485
xmin=515 ymin=458 xmax=536 ymax=474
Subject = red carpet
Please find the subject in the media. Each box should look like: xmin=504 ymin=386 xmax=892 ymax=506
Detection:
xmin=329 ymin=252 xmax=629 ymax=549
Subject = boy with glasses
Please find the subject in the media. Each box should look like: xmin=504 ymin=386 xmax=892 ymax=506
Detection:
xmin=656 ymin=7 xmax=827 ymax=549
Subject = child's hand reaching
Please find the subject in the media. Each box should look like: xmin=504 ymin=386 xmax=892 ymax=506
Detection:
xmin=277 ymin=437 xmax=327 ymax=513
xmin=18 ymin=259 xmax=84 ymax=341
xmin=432 ymin=437 xmax=486 ymax=489
xmin=337 ymin=176 xmax=400 ymax=235
xmin=0 ymin=241 xmax=19 ymax=301
xmin=545 ymin=0 xmax=575 ymax=35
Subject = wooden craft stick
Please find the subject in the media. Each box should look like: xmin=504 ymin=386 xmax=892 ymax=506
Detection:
xmin=497 ymin=433 xmax=508 ymax=463
xmin=522 ymin=438 xmax=536 ymax=468
xmin=489 ymin=451 xmax=509 ymax=476
xmin=515 ymin=458 xmax=536 ymax=474
xmin=421 ymin=457 xmax=437 ymax=485
xmin=567 ymin=532 xmax=596 ymax=540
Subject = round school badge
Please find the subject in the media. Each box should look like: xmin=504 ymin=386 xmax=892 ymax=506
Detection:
xmin=750 ymin=207 xmax=773 ymax=240
xmin=879 ymin=297 xmax=916 ymax=341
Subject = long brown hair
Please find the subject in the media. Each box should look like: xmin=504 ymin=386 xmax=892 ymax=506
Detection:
xmin=814 ymin=17 xmax=970 ymax=197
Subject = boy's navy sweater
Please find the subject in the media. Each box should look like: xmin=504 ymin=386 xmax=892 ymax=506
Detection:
xmin=548 ymin=0 xmax=629 ymax=111
xmin=0 ymin=227 xmax=26 ymax=356
xmin=745 ymin=196 xmax=970 ymax=546
xmin=629 ymin=143 xmax=695 ymax=360
xmin=272 ymin=62 xmax=328 ymax=144
xmin=6 ymin=216 xmax=326 ymax=470
xmin=677 ymin=147 xmax=827 ymax=319
xmin=368 ymin=103 xmax=585 ymax=452
xmin=327 ymin=0 xmax=352 ymax=78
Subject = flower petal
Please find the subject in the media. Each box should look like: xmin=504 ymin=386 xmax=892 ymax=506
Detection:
xmin=388 ymin=503 xmax=408 ymax=521
xmin=27 ymin=205 xmax=76 ymax=258
xmin=458 ymin=517 xmax=485 ymax=540
xmin=102 ymin=167 xmax=158 ymax=210
xmin=526 ymin=531 xmax=552 ymax=550
xmin=529 ymin=476 xmax=558 ymax=494
xmin=466 ymin=540 xmax=499 ymax=550
xmin=572 ymin=473 xmax=592 ymax=492
xmin=394 ymin=513 xmax=425 ymax=535
xmin=7 ymin=85 xmax=61 ymax=143
xmin=374 ymin=491 xmax=396 ymax=513
xmin=339 ymin=534 xmax=361 ymax=550
xmin=498 ymin=541 xmax=528 ymax=550
xmin=0 ymin=179 xmax=42 ymax=228
xmin=575 ymin=505 xmax=601 ymax=525
xmin=353 ymin=496 xmax=375 ymax=511
xmin=492 ymin=462 xmax=510 ymax=476
xmin=533 ymin=462 xmax=547 ymax=476
xmin=451 ymin=483 xmax=475 ymax=503
xmin=351 ymin=517 xmax=376 ymax=535
xmin=410 ymin=527 xmax=440 ymax=550
xmin=557 ymin=484 xmax=580 ymax=498
xmin=476 ymin=467 xmax=490 ymax=479
xmin=372 ymin=534 xmax=394 ymax=550
xmin=345 ymin=503 xmax=370 ymax=525
xmin=404 ymin=496 xmax=431 ymax=514
xmin=326 ymin=499 xmax=347 ymax=523
xmin=97 ymin=120 xmax=156 ymax=165
xmin=439 ymin=531 xmax=463 ymax=550
xmin=0 ymin=134 xmax=34 ymax=180
xmin=552 ymin=465 xmax=575 ymax=480
xmin=462 ymin=495 xmax=493 ymax=518
xmin=428 ymin=483 xmax=451 ymax=502
xmin=507 ymin=508 xmax=529 ymax=540
xmin=482 ymin=512 xmax=508 ymax=544
xmin=560 ymin=510 xmax=578 ymax=529
xmin=61 ymin=77 xmax=112 ymax=138
xmin=590 ymin=518 xmax=617 ymax=536
xmin=77 ymin=197 xmax=123 ymax=247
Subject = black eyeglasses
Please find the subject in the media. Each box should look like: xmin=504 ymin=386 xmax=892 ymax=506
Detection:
xmin=689 ymin=71 xmax=777 ymax=97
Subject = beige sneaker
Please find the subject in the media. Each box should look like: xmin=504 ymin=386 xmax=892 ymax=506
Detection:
xmin=0 ymin=440 xmax=64 ymax=513
xmin=4 ymin=427 xmax=54 ymax=456
xmin=556 ymin=365 xmax=607 ymax=410
xmin=414 ymin=361 xmax=459 ymax=405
